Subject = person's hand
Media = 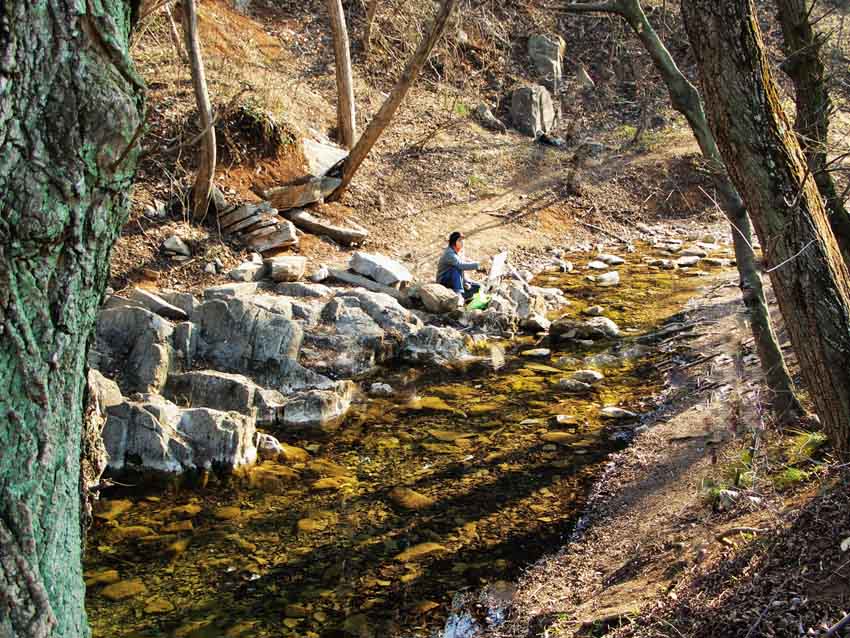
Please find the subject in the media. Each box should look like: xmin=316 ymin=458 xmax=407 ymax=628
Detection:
xmin=478 ymin=257 xmax=491 ymax=273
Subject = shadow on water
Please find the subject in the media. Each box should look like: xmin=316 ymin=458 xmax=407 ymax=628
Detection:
xmin=84 ymin=242 xmax=736 ymax=638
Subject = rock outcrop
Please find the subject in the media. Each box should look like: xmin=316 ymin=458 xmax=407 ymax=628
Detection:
xmin=511 ymin=84 xmax=556 ymax=137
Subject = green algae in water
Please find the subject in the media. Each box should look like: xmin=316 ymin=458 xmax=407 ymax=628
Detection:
xmin=84 ymin=242 xmax=733 ymax=638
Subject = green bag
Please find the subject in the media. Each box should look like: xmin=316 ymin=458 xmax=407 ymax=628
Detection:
xmin=466 ymin=291 xmax=490 ymax=310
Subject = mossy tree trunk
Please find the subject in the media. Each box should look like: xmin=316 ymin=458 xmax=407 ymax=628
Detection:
xmin=0 ymin=0 xmax=145 ymax=635
xmin=683 ymin=0 xmax=850 ymax=456
xmin=559 ymin=0 xmax=804 ymax=421
xmin=776 ymin=0 xmax=850 ymax=266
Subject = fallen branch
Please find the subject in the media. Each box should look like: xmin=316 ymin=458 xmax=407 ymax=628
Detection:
xmin=282 ymin=208 xmax=368 ymax=246
xmin=716 ymin=526 xmax=768 ymax=545
xmin=580 ymin=220 xmax=632 ymax=245
xmin=256 ymin=177 xmax=340 ymax=212
xmin=825 ymin=611 xmax=850 ymax=637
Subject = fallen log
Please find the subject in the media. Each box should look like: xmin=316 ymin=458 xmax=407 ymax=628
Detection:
xmin=283 ymin=208 xmax=368 ymax=246
xmin=327 ymin=268 xmax=408 ymax=303
xmin=256 ymin=176 xmax=341 ymax=212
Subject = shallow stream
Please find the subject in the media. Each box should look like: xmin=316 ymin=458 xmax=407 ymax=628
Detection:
xmin=85 ymin=242 xmax=733 ymax=638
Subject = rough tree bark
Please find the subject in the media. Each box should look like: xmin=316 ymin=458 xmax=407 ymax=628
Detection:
xmin=560 ymin=0 xmax=804 ymax=420
xmin=181 ymin=0 xmax=216 ymax=221
xmin=0 ymin=0 xmax=145 ymax=636
xmin=327 ymin=0 xmax=459 ymax=202
xmin=327 ymin=0 xmax=357 ymax=148
xmin=363 ymin=0 xmax=379 ymax=57
xmin=683 ymin=0 xmax=850 ymax=456
xmin=775 ymin=0 xmax=850 ymax=265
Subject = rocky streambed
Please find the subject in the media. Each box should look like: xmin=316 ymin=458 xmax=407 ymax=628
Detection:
xmin=83 ymin=239 xmax=735 ymax=638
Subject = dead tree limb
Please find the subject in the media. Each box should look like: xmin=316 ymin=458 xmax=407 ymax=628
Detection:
xmin=327 ymin=0 xmax=459 ymax=202
xmin=363 ymin=0 xmax=379 ymax=57
xmin=327 ymin=0 xmax=357 ymax=148
xmin=164 ymin=2 xmax=187 ymax=62
xmin=181 ymin=0 xmax=216 ymax=221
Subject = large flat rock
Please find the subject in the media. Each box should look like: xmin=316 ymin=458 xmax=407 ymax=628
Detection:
xmin=349 ymin=252 xmax=412 ymax=287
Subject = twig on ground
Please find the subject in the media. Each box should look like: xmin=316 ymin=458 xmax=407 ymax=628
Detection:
xmin=579 ymin=220 xmax=630 ymax=245
xmin=824 ymin=610 xmax=850 ymax=636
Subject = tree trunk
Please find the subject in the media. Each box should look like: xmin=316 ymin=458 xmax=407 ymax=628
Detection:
xmin=327 ymin=0 xmax=357 ymax=148
xmin=363 ymin=0 xmax=379 ymax=57
xmin=775 ymin=0 xmax=850 ymax=266
xmin=0 ymin=1 xmax=145 ymax=636
xmin=327 ymin=0 xmax=459 ymax=202
xmin=683 ymin=0 xmax=850 ymax=456
xmin=559 ymin=0 xmax=804 ymax=420
xmin=181 ymin=0 xmax=216 ymax=221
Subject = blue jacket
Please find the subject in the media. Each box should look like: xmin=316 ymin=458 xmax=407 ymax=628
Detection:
xmin=436 ymin=246 xmax=479 ymax=283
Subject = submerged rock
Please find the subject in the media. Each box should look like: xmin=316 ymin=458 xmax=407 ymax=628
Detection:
xmin=389 ymin=487 xmax=435 ymax=510
xmin=101 ymin=578 xmax=147 ymax=601
xmin=556 ymin=378 xmax=592 ymax=393
xmin=572 ymin=369 xmax=605 ymax=384
xmin=395 ymin=542 xmax=447 ymax=562
xmin=520 ymin=348 xmax=551 ymax=358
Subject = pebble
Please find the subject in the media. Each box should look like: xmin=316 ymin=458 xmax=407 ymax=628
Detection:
xmin=572 ymin=369 xmax=604 ymax=384
xmin=101 ymin=578 xmax=147 ymax=601
xmin=600 ymin=406 xmax=638 ymax=419
xmin=597 ymin=253 xmax=625 ymax=265
xmin=395 ymin=542 xmax=447 ymax=562
xmin=389 ymin=487 xmax=435 ymax=510
xmin=520 ymin=348 xmax=551 ymax=358
xmin=557 ymin=378 xmax=592 ymax=393
xmin=582 ymin=305 xmax=604 ymax=316
xmin=84 ymin=569 xmax=120 ymax=587
xmin=369 ymin=382 xmax=394 ymax=397
xmin=212 ymin=506 xmax=243 ymax=521
xmin=144 ymin=596 xmax=175 ymax=614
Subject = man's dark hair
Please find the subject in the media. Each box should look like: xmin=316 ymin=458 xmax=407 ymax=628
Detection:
xmin=448 ymin=231 xmax=463 ymax=247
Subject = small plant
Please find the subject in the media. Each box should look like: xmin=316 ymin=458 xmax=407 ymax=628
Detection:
xmin=785 ymin=430 xmax=827 ymax=466
xmin=467 ymin=174 xmax=490 ymax=193
xmin=772 ymin=467 xmax=810 ymax=491
xmin=724 ymin=449 xmax=755 ymax=488
xmin=453 ymin=100 xmax=470 ymax=117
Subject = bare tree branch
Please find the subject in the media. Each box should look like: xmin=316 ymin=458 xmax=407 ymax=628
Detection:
xmin=548 ymin=1 xmax=623 ymax=14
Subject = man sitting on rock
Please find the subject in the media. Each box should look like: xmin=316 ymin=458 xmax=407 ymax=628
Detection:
xmin=436 ymin=231 xmax=481 ymax=301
